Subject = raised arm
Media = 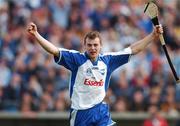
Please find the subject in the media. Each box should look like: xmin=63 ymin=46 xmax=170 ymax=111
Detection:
xmin=27 ymin=22 xmax=59 ymax=57
xmin=130 ymin=25 xmax=163 ymax=55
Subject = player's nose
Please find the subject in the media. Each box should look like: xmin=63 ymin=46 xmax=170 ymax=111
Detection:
xmin=91 ymin=45 xmax=95 ymax=50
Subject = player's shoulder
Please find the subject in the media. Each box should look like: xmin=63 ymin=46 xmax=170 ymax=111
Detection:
xmin=68 ymin=50 xmax=87 ymax=62
xmin=60 ymin=48 xmax=84 ymax=56
xmin=101 ymin=47 xmax=132 ymax=56
xmin=60 ymin=48 xmax=88 ymax=63
xmin=60 ymin=48 xmax=79 ymax=53
xmin=99 ymin=53 xmax=111 ymax=65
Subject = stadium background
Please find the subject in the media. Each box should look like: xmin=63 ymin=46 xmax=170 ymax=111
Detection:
xmin=0 ymin=0 xmax=179 ymax=126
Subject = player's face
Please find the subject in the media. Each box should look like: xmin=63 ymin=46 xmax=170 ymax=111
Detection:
xmin=84 ymin=37 xmax=101 ymax=61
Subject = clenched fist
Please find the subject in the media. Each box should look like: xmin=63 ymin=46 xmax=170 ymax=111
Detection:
xmin=27 ymin=22 xmax=38 ymax=36
xmin=153 ymin=24 xmax=163 ymax=38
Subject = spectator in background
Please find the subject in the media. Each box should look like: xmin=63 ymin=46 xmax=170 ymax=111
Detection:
xmin=143 ymin=104 xmax=169 ymax=126
xmin=0 ymin=60 xmax=11 ymax=87
xmin=20 ymin=92 xmax=37 ymax=117
xmin=161 ymin=85 xmax=178 ymax=116
xmin=129 ymin=89 xmax=146 ymax=112
xmin=3 ymin=73 xmax=24 ymax=111
xmin=144 ymin=86 xmax=162 ymax=110
xmin=39 ymin=92 xmax=53 ymax=112
xmin=111 ymin=69 xmax=133 ymax=98
xmin=54 ymin=67 xmax=69 ymax=95
xmin=49 ymin=0 xmax=70 ymax=28
xmin=54 ymin=90 xmax=70 ymax=111
xmin=113 ymin=96 xmax=129 ymax=112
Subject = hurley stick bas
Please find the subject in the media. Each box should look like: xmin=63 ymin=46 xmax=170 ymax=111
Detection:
xmin=144 ymin=0 xmax=180 ymax=83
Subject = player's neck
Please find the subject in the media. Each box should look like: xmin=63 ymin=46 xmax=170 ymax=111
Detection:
xmin=85 ymin=52 xmax=98 ymax=62
xmin=90 ymin=57 xmax=97 ymax=62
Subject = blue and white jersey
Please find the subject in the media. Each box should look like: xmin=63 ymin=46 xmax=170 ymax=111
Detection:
xmin=54 ymin=47 xmax=132 ymax=110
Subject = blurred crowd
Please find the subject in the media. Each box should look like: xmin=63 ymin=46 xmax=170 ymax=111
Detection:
xmin=0 ymin=0 xmax=180 ymax=117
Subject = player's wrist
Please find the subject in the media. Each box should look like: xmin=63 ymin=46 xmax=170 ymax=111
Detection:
xmin=152 ymin=30 xmax=158 ymax=40
xmin=34 ymin=31 xmax=39 ymax=37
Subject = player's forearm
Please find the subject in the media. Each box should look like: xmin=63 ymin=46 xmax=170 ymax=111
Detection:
xmin=34 ymin=32 xmax=59 ymax=57
xmin=130 ymin=32 xmax=155 ymax=55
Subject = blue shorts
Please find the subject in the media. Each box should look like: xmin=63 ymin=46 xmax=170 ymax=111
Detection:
xmin=70 ymin=102 xmax=116 ymax=126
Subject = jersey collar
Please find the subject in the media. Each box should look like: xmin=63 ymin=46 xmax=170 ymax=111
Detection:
xmin=84 ymin=52 xmax=99 ymax=66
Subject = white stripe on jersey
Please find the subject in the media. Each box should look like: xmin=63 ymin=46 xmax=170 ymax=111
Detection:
xmin=56 ymin=48 xmax=80 ymax=64
xmin=103 ymin=47 xmax=132 ymax=56
xmin=59 ymin=48 xmax=79 ymax=53
xmin=70 ymin=110 xmax=78 ymax=126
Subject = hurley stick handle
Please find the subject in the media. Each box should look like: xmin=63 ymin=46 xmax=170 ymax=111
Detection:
xmin=159 ymin=34 xmax=165 ymax=45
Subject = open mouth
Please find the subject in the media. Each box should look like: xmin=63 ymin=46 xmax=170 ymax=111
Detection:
xmin=90 ymin=52 xmax=96 ymax=55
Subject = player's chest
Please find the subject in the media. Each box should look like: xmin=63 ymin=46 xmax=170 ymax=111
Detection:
xmin=79 ymin=60 xmax=107 ymax=80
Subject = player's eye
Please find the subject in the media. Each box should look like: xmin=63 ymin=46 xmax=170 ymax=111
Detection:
xmin=87 ymin=44 xmax=92 ymax=47
xmin=94 ymin=44 xmax=98 ymax=47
